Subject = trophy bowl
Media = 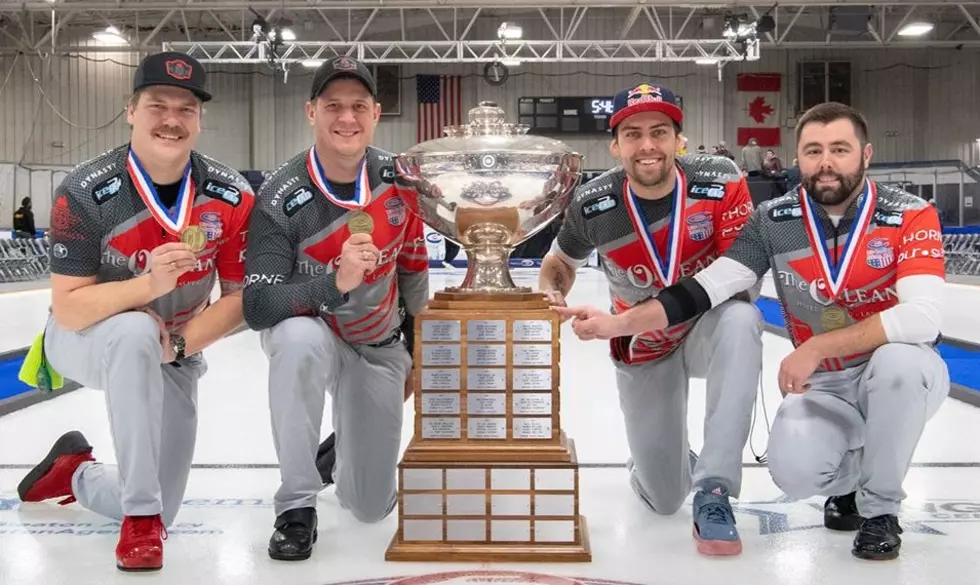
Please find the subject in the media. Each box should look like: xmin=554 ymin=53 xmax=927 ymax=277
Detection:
xmin=395 ymin=101 xmax=583 ymax=295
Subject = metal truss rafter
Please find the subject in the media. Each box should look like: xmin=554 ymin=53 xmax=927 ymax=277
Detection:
xmin=7 ymin=0 xmax=980 ymax=11
xmin=160 ymin=38 xmax=760 ymax=63
xmin=5 ymin=2 xmax=980 ymax=55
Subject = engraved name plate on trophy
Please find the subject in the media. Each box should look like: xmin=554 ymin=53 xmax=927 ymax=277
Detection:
xmin=468 ymin=320 xmax=507 ymax=342
xmin=468 ymin=344 xmax=508 ymax=367
xmin=513 ymin=319 xmax=552 ymax=342
xmin=513 ymin=344 xmax=552 ymax=367
xmin=422 ymin=320 xmax=462 ymax=342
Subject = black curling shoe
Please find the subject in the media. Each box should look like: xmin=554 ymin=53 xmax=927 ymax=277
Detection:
xmin=268 ymin=507 xmax=318 ymax=561
xmin=852 ymin=514 xmax=903 ymax=561
xmin=824 ymin=492 xmax=864 ymax=531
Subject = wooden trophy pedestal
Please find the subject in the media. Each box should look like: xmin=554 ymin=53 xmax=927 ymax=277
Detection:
xmin=384 ymin=291 xmax=591 ymax=563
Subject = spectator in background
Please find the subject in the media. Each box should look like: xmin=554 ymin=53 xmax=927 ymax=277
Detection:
xmin=762 ymin=149 xmax=783 ymax=177
xmin=761 ymin=149 xmax=788 ymax=199
xmin=740 ymin=138 xmax=764 ymax=177
xmin=784 ymin=157 xmax=801 ymax=190
xmin=12 ymin=197 xmax=35 ymax=239
xmin=697 ymin=144 xmax=707 ymax=154
xmin=714 ymin=141 xmax=735 ymax=160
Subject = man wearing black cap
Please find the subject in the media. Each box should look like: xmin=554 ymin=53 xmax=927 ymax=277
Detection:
xmin=242 ymin=56 xmax=429 ymax=561
xmin=17 ymin=51 xmax=255 ymax=571
xmin=539 ymin=83 xmax=764 ymax=556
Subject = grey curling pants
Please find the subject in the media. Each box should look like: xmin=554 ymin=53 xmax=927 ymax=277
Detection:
xmin=259 ymin=316 xmax=411 ymax=521
xmin=613 ymin=299 xmax=764 ymax=515
xmin=43 ymin=311 xmax=204 ymax=526
xmin=766 ymin=342 xmax=949 ymax=518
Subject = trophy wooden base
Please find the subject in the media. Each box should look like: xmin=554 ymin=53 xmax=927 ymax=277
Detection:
xmin=389 ymin=287 xmax=590 ymax=563
xmin=385 ymin=440 xmax=591 ymax=563
xmin=385 ymin=517 xmax=591 ymax=562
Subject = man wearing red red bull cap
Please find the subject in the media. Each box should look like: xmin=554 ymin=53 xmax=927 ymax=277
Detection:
xmin=540 ymin=83 xmax=762 ymax=555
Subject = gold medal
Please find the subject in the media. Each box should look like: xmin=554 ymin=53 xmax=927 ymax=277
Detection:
xmin=180 ymin=225 xmax=207 ymax=253
xmin=820 ymin=306 xmax=848 ymax=331
xmin=347 ymin=210 xmax=374 ymax=234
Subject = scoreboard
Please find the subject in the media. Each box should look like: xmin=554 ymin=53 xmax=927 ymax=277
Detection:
xmin=517 ymin=95 xmax=683 ymax=135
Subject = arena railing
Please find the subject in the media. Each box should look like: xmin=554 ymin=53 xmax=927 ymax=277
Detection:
xmin=0 ymin=236 xmax=49 ymax=283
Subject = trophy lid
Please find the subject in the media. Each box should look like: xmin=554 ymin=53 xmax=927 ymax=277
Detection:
xmin=402 ymin=101 xmax=578 ymax=156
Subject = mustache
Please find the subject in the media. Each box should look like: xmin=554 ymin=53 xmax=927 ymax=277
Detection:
xmin=151 ymin=125 xmax=188 ymax=138
xmin=814 ymin=172 xmax=843 ymax=181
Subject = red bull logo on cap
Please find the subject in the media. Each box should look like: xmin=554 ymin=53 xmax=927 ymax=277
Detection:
xmin=627 ymin=84 xmax=664 ymax=107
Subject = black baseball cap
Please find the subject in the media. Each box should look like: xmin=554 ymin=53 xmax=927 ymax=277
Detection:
xmin=609 ymin=83 xmax=683 ymax=130
xmin=309 ymin=56 xmax=377 ymax=100
xmin=132 ymin=51 xmax=211 ymax=102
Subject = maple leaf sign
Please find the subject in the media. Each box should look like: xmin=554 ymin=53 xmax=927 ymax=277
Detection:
xmin=748 ymin=96 xmax=774 ymax=124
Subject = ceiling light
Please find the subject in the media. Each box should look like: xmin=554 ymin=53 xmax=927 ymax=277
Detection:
xmin=497 ymin=22 xmax=522 ymax=40
xmin=695 ymin=58 xmax=718 ymax=65
xmin=92 ymin=25 xmax=127 ymax=45
xmin=302 ymin=60 xmax=322 ymax=68
xmin=897 ymin=22 xmax=934 ymax=36
xmin=279 ymin=28 xmax=296 ymax=41
xmin=500 ymin=58 xmax=522 ymax=67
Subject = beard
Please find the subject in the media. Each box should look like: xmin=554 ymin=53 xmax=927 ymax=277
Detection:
xmin=627 ymin=157 xmax=674 ymax=192
xmin=803 ymin=164 xmax=865 ymax=206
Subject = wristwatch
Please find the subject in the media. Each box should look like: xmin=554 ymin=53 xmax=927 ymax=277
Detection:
xmin=170 ymin=334 xmax=187 ymax=362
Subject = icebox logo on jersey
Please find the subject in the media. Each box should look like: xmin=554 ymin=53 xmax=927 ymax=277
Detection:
xmin=582 ymin=194 xmax=618 ymax=219
xmin=380 ymin=166 xmax=396 ymax=183
xmin=866 ymin=237 xmax=895 ymax=269
xmin=199 ymin=212 xmax=223 ymax=242
xmin=689 ymin=182 xmax=725 ymax=200
xmin=686 ymin=212 xmax=713 ymax=241
xmin=91 ymin=175 xmax=122 ymax=204
xmin=202 ymin=180 xmax=242 ymax=207
xmin=874 ymin=210 xmax=903 ymax=228
xmin=385 ymin=196 xmax=407 ymax=226
xmin=769 ymin=203 xmax=803 ymax=222
xmin=283 ymin=187 xmax=314 ymax=218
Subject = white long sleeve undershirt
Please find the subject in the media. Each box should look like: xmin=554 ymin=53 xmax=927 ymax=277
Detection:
xmin=692 ymin=258 xmax=943 ymax=344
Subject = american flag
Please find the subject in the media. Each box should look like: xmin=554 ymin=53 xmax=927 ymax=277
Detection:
xmin=416 ymin=74 xmax=463 ymax=142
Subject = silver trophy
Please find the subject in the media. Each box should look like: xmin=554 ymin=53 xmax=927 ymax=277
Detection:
xmin=395 ymin=101 xmax=583 ymax=294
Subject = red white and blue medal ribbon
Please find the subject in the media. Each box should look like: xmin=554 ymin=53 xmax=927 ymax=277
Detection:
xmin=800 ymin=178 xmax=877 ymax=301
xmin=306 ymin=145 xmax=370 ymax=210
xmin=622 ymin=165 xmax=687 ymax=288
xmin=126 ymin=148 xmax=194 ymax=235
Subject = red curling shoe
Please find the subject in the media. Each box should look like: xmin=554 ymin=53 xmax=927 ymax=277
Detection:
xmin=18 ymin=431 xmax=95 ymax=505
xmin=116 ymin=515 xmax=167 ymax=571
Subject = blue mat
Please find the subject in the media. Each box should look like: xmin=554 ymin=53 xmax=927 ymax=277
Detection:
xmin=0 ymin=354 xmax=32 ymax=402
xmin=754 ymin=297 xmax=980 ymax=393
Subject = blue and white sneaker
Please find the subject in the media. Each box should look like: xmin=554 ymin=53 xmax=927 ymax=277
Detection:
xmin=692 ymin=485 xmax=742 ymax=556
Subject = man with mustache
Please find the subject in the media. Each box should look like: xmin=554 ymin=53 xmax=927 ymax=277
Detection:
xmin=558 ymin=101 xmax=949 ymax=561
xmin=241 ymin=57 xmax=429 ymax=561
xmin=538 ymin=83 xmax=763 ymax=556
xmin=17 ymin=51 xmax=254 ymax=571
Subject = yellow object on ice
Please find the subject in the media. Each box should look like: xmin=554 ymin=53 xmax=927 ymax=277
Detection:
xmin=18 ymin=332 xmax=64 ymax=392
